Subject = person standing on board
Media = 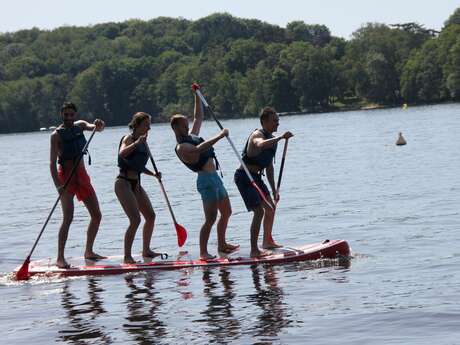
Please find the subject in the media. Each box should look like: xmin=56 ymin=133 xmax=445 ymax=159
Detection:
xmin=50 ymin=102 xmax=106 ymax=268
xmin=170 ymin=85 xmax=239 ymax=260
xmin=234 ymin=107 xmax=293 ymax=257
xmin=115 ymin=112 xmax=163 ymax=264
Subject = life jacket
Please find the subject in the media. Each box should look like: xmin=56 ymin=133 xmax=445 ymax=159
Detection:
xmin=242 ymin=129 xmax=277 ymax=170
xmin=175 ymin=134 xmax=220 ymax=173
xmin=57 ymin=125 xmax=88 ymax=166
xmin=117 ymin=135 xmax=149 ymax=174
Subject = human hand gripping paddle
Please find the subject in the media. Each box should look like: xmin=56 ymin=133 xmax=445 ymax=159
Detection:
xmin=145 ymin=144 xmax=187 ymax=247
xmin=15 ymin=127 xmax=98 ymax=281
xmin=192 ymin=84 xmax=274 ymax=210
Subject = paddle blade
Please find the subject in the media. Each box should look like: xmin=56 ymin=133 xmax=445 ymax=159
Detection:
xmin=15 ymin=257 xmax=30 ymax=281
xmin=175 ymin=223 xmax=187 ymax=247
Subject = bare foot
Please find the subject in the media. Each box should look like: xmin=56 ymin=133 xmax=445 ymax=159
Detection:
xmin=250 ymin=249 xmax=270 ymax=258
xmin=84 ymin=252 xmax=107 ymax=261
xmin=262 ymin=241 xmax=283 ymax=249
xmin=56 ymin=257 xmax=71 ymax=269
xmin=124 ymin=256 xmax=137 ymax=264
xmin=142 ymin=250 xmax=163 ymax=259
xmin=218 ymin=243 xmax=240 ymax=254
xmin=200 ymin=253 xmax=216 ymax=261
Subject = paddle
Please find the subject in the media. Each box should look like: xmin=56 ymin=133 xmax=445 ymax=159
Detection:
xmin=145 ymin=145 xmax=187 ymax=247
xmin=276 ymin=138 xmax=289 ymax=204
xmin=192 ymin=84 xmax=274 ymax=210
xmin=15 ymin=127 xmax=98 ymax=281
xmin=270 ymin=138 xmax=289 ymax=243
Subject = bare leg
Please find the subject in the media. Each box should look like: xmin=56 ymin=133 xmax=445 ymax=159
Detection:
xmin=82 ymin=193 xmax=106 ymax=260
xmin=200 ymin=201 xmax=218 ymax=260
xmin=262 ymin=196 xmax=282 ymax=249
xmin=216 ymin=197 xmax=239 ymax=253
xmin=115 ymin=179 xmax=141 ymax=264
xmin=57 ymin=192 xmax=74 ymax=268
xmin=136 ymin=186 xmax=159 ymax=258
xmin=250 ymin=206 xmax=266 ymax=258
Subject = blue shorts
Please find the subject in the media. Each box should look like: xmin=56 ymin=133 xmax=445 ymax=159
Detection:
xmin=234 ymin=168 xmax=270 ymax=211
xmin=196 ymin=171 xmax=228 ymax=203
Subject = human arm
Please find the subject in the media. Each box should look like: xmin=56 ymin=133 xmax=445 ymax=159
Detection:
xmin=190 ymin=86 xmax=203 ymax=136
xmin=75 ymin=118 xmax=105 ymax=132
xmin=49 ymin=132 xmax=61 ymax=191
xmin=177 ymin=129 xmax=228 ymax=163
xmin=253 ymin=131 xmax=293 ymax=150
xmin=118 ymin=134 xmax=147 ymax=158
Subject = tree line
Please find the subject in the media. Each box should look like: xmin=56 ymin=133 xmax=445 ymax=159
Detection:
xmin=0 ymin=9 xmax=459 ymax=133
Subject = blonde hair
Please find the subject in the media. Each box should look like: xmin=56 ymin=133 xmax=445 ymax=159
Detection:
xmin=129 ymin=112 xmax=151 ymax=130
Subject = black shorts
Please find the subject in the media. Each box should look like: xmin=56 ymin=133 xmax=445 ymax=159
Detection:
xmin=234 ymin=168 xmax=270 ymax=211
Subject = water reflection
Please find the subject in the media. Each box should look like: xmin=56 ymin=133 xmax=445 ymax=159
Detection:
xmin=248 ymin=264 xmax=291 ymax=338
xmin=123 ymin=273 xmax=167 ymax=345
xmin=58 ymin=277 xmax=112 ymax=344
xmin=199 ymin=267 xmax=241 ymax=344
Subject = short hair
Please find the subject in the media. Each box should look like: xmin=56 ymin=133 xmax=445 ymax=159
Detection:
xmin=129 ymin=112 xmax=151 ymax=130
xmin=170 ymin=114 xmax=187 ymax=129
xmin=60 ymin=102 xmax=77 ymax=113
xmin=260 ymin=107 xmax=277 ymax=125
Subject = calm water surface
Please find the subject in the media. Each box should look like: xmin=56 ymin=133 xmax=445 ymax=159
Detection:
xmin=1 ymin=104 xmax=460 ymax=344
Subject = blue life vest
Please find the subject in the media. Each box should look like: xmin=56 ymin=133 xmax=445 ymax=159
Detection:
xmin=118 ymin=135 xmax=149 ymax=174
xmin=175 ymin=134 xmax=219 ymax=173
xmin=242 ymin=129 xmax=277 ymax=170
xmin=57 ymin=125 xmax=88 ymax=165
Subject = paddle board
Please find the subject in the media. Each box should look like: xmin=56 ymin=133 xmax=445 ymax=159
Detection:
xmin=16 ymin=239 xmax=350 ymax=278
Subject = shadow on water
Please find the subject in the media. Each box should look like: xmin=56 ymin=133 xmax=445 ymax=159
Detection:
xmin=58 ymin=277 xmax=112 ymax=344
xmin=123 ymin=272 xmax=167 ymax=345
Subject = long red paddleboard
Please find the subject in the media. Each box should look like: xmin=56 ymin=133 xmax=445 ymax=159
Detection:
xmin=15 ymin=240 xmax=350 ymax=278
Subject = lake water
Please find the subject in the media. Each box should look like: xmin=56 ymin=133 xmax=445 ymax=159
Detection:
xmin=1 ymin=103 xmax=460 ymax=344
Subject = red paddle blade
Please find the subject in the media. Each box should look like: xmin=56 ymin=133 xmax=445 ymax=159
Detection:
xmin=15 ymin=257 xmax=30 ymax=281
xmin=175 ymin=223 xmax=187 ymax=247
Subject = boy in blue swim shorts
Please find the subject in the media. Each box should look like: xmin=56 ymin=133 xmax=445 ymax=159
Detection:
xmin=171 ymin=84 xmax=239 ymax=260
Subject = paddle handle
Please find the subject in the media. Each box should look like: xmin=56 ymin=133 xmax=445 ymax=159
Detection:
xmin=26 ymin=127 xmax=98 ymax=260
xmin=276 ymin=138 xmax=289 ymax=194
xmin=146 ymin=146 xmax=178 ymax=224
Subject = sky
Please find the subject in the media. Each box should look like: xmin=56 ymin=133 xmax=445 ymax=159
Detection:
xmin=1 ymin=0 xmax=458 ymax=39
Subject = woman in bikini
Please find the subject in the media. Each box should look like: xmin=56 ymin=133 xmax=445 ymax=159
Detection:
xmin=115 ymin=112 xmax=162 ymax=264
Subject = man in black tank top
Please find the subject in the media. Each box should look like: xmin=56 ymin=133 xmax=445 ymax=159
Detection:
xmin=234 ymin=107 xmax=293 ymax=257
xmin=170 ymin=86 xmax=239 ymax=260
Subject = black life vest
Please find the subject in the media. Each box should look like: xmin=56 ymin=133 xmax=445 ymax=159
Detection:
xmin=57 ymin=125 xmax=88 ymax=165
xmin=117 ymin=135 xmax=149 ymax=174
xmin=242 ymin=129 xmax=277 ymax=170
xmin=175 ymin=134 xmax=220 ymax=173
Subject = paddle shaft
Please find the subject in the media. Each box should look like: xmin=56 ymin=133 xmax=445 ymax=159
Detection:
xmin=276 ymin=138 xmax=289 ymax=194
xmin=195 ymin=89 xmax=273 ymax=209
xmin=146 ymin=146 xmax=178 ymax=224
xmin=25 ymin=127 xmax=97 ymax=261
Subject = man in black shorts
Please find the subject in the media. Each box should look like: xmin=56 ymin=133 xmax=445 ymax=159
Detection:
xmin=234 ymin=107 xmax=293 ymax=257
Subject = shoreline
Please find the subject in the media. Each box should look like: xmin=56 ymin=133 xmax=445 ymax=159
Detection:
xmin=1 ymin=101 xmax=458 ymax=136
